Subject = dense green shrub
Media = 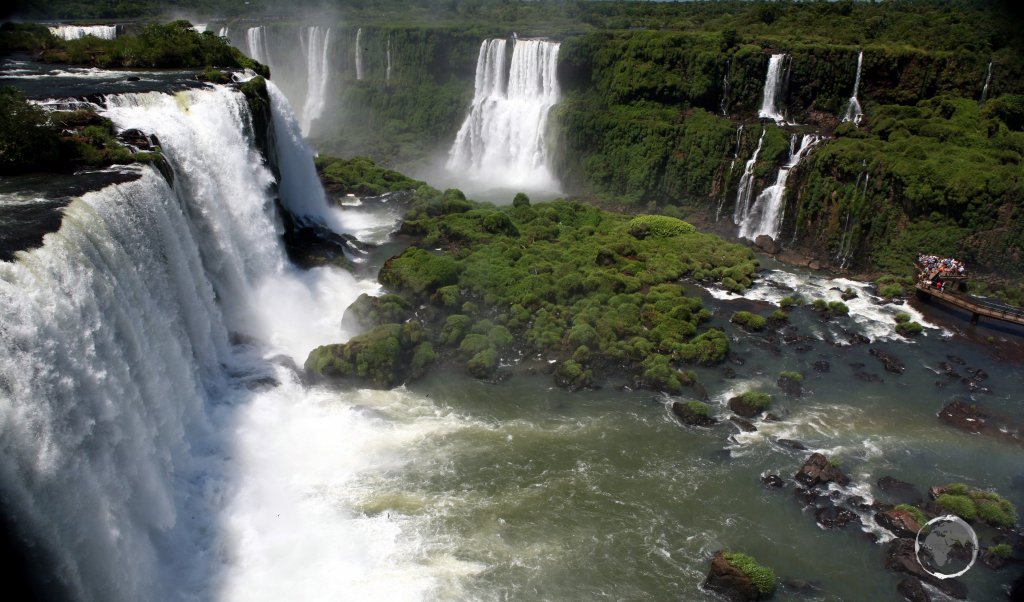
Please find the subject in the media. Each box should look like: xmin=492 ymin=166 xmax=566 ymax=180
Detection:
xmin=895 ymin=503 xmax=927 ymax=526
xmin=731 ymin=310 xmax=766 ymax=331
xmin=936 ymin=483 xmax=1018 ymax=527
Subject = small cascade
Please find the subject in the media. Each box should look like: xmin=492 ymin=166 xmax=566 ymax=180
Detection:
xmin=355 ymin=28 xmax=364 ymax=81
xmin=720 ymin=60 xmax=730 ymax=116
xmin=386 ymin=35 xmax=392 ymax=84
xmin=218 ymin=26 xmax=229 ymax=38
xmin=245 ymin=26 xmax=271 ymax=66
xmin=733 ymin=128 xmax=765 ymax=225
xmin=446 ymin=37 xmax=562 ymax=194
xmin=758 ymin=53 xmax=787 ymax=123
xmin=48 ymin=25 xmax=117 ymax=40
xmin=192 ymin=24 xmax=207 ymax=33
xmin=835 ymin=161 xmax=869 ymax=268
xmin=298 ymin=26 xmax=332 ymax=136
xmin=716 ymin=125 xmax=745 ymax=222
xmin=738 ymin=134 xmax=821 ymax=240
xmin=841 ymin=51 xmax=864 ymax=125
xmin=981 ymin=61 xmax=994 ymax=103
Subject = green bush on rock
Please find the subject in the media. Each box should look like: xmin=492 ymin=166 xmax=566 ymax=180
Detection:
xmin=721 ymin=552 xmax=776 ymax=596
xmin=935 ymin=483 xmax=1018 ymax=527
xmin=731 ymin=311 xmax=767 ymax=331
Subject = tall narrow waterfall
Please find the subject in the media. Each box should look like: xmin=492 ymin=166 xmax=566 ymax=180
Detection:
xmin=758 ymin=53 xmax=786 ymax=123
xmin=841 ymin=51 xmax=864 ymax=125
xmin=246 ymin=26 xmax=271 ymax=66
xmin=218 ymin=26 xmax=229 ymax=38
xmin=48 ymin=25 xmax=117 ymax=40
xmin=446 ymin=38 xmax=562 ymax=195
xmin=386 ymin=35 xmax=392 ymax=83
xmin=299 ymin=26 xmax=332 ymax=136
xmin=0 ymin=83 xmax=420 ymax=601
xmin=738 ymin=134 xmax=820 ymax=240
xmin=720 ymin=60 xmax=730 ymax=116
xmin=733 ymin=128 xmax=765 ymax=225
xmin=355 ymin=28 xmax=364 ymax=81
xmin=981 ymin=61 xmax=994 ymax=103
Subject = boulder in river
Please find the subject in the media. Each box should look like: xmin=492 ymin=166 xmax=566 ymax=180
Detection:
xmin=897 ymin=576 xmax=931 ymax=602
xmin=671 ymin=400 xmax=717 ymax=427
xmin=938 ymin=400 xmax=1024 ymax=446
xmin=876 ymin=476 xmax=924 ymax=505
xmin=776 ymin=438 xmax=808 ymax=451
xmin=754 ymin=234 xmax=780 ymax=255
xmin=728 ymin=391 xmax=771 ymax=418
xmin=875 ymin=507 xmax=923 ymax=538
xmin=885 ymin=538 xmax=968 ymax=599
xmin=795 ymin=453 xmax=849 ymax=487
xmin=815 ymin=505 xmax=860 ymax=529
xmin=704 ymin=551 xmax=775 ymax=601
xmin=762 ymin=474 xmax=785 ymax=488
xmin=729 ymin=415 xmax=757 ymax=432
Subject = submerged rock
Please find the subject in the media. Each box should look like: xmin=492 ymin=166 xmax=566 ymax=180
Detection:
xmin=870 ymin=348 xmax=906 ymax=374
xmin=729 ymin=415 xmax=757 ymax=432
xmin=776 ymin=438 xmax=808 ymax=451
xmin=812 ymin=360 xmax=830 ymax=373
xmin=762 ymin=474 xmax=785 ymax=488
xmin=897 ymin=576 xmax=931 ymax=602
xmin=877 ymin=476 xmax=924 ymax=505
xmin=815 ymin=505 xmax=860 ymax=529
xmin=938 ymin=400 xmax=1024 ymax=446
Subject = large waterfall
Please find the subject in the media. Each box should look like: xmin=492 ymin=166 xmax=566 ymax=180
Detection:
xmin=446 ymin=38 xmax=562 ymax=196
xmin=48 ymin=25 xmax=118 ymax=40
xmin=245 ymin=26 xmax=271 ymax=66
xmin=737 ymin=134 xmax=820 ymax=240
xmin=841 ymin=51 xmax=864 ymax=125
xmin=758 ymin=53 xmax=786 ymax=123
xmin=0 ymin=83 xmax=433 ymax=600
xmin=299 ymin=26 xmax=332 ymax=136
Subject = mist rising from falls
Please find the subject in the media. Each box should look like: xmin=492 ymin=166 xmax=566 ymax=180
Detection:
xmin=758 ymin=53 xmax=786 ymax=123
xmin=299 ymin=26 xmax=332 ymax=136
xmin=0 ymin=83 xmax=416 ymax=600
xmin=446 ymin=37 xmax=562 ymax=197
xmin=841 ymin=51 xmax=864 ymax=125
xmin=737 ymin=134 xmax=821 ymax=241
xmin=48 ymin=25 xmax=118 ymax=40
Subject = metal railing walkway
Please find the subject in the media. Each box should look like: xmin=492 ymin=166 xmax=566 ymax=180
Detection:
xmin=914 ymin=283 xmax=1024 ymax=326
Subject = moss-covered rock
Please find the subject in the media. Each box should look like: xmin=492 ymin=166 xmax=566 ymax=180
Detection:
xmin=933 ymin=483 xmax=1018 ymax=527
xmin=728 ymin=390 xmax=772 ymax=418
xmin=731 ymin=310 xmax=767 ymax=331
xmin=342 ymin=293 xmax=414 ymax=331
xmin=304 ymin=322 xmax=429 ymax=388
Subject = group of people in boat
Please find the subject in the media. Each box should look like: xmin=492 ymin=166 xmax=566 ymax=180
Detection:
xmin=917 ymin=254 xmax=967 ymax=292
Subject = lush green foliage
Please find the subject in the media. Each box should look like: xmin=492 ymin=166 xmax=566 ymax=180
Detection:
xmin=778 ymin=371 xmax=803 ymax=382
xmin=722 ymin=551 xmax=775 ymax=596
xmin=0 ymin=86 xmax=62 ymax=174
xmin=988 ymin=543 xmax=1013 ymax=558
xmin=736 ymin=390 xmax=771 ymax=411
xmin=895 ymin=320 xmax=924 ymax=336
xmin=936 ymin=483 xmax=1018 ymax=527
xmin=316 ymin=155 xmax=425 ymax=197
xmin=2 ymin=21 xmax=269 ymax=75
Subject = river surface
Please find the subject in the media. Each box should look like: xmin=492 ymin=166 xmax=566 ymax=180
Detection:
xmin=1 ymin=63 xmax=1022 ymax=602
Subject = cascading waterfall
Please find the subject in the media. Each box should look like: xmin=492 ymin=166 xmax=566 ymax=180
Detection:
xmin=716 ymin=125 xmax=744 ymax=222
xmin=0 ymin=82 xmax=429 ymax=601
xmin=48 ymin=25 xmax=117 ymax=40
xmin=841 ymin=51 xmax=864 ymax=125
xmin=981 ymin=61 xmax=994 ymax=103
xmin=446 ymin=37 xmax=562 ymax=194
xmin=386 ymin=35 xmax=392 ymax=84
xmin=758 ymin=53 xmax=787 ymax=123
xmin=738 ymin=133 xmax=820 ymax=240
xmin=218 ymin=26 xmax=229 ymax=38
xmin=835 ymin=161 xmax=870 ymax=268
xmin=355 ymin=28 xmax=364 ymax=81
xmin=192 ymin=23 xmax=208 ymax=33
xmin=732 ymin=128 xmax=765 ymax=225
xmin=298 ymin=26 xmax=332 ymax=136
xmin=720 ymin=60 xmax=730 ymax=116
xmin=246 ymin=26 xmax=271 ymax=67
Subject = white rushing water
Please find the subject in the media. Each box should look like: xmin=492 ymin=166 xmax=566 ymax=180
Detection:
xmin=738 ymin=134 xmax=820 ymax=241
xmin=48 ymin=24 xmax=118 ymax=40
xmin=758 ymin=53 xmax=787 ymax=123
xmin=218 ymin=26 xmax=229 ymax=38
xmin=732 ymin=128 xmax=765 ymax=225
xmin=299 ymin=26 xmax=332 ymax=136
xmin=446 ymin=38 xmax=562 ymax=196
xmin=386 ymin=34 xmax=393 ymax=84
xmin=841 ymin=51 xmax=864 ymax=125
xmin=245 ymin=26 xmax=271 ymax=67
xmin=355 ymin=27 xmax=364 ymax=81
xmin=981 ymin=61 xmax=994 ymax=103
xmin=0 ymin=83 xmax=454 ymax=600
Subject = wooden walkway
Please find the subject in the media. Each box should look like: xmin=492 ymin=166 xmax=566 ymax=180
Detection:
xmin=915 ymin=283 xmax=1024 ymax=326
